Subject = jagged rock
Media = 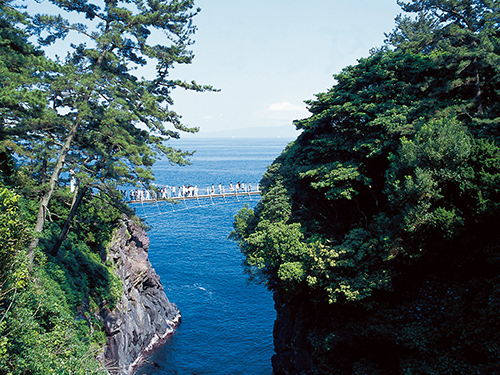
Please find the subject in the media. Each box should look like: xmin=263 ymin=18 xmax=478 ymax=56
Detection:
xmin=101 ymin=216 xmax=180 ymax=375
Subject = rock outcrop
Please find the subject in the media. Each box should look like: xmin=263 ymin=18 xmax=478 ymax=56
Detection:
xmin=101 ymin=216 xmax=180 ymax=375
xmin=272 ymin=293 xmax=312 ymax=375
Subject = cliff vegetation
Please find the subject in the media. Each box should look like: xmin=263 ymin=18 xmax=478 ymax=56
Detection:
xmin=0 ymin=0 xmax=205 ymax=373
xmin=232 ymin=1 xmax=500 ymax=373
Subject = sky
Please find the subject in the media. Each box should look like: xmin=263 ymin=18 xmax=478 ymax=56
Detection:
xmin=21 ymin=0 xmax=404 ymax=138
xmin=167 ymin=0 xmax=403 ymax=138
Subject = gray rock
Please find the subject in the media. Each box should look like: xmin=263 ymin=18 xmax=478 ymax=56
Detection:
xmin=101 ymin=216 xmax=180 ymax=375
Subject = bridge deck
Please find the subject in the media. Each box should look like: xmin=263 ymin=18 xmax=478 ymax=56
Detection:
xmin=129 ymin=190 xmax=261 ymax=204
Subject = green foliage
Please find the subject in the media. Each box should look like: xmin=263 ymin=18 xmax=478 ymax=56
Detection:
xmin=257 ymin=180 xmax=293 ymax=222
xmin=0 ymin=185 xmax=105 ymax=374
xmin=0 ymin=180 xmax=124 ymax=373
xmin=24 ymin=0 xmax=214 ymax=180
xmin=48 ymin=232 xmax=122 ymax=311
xmin=0 ymin=187 xmax=30 ymax=282
xmin=233 ymin=1 xmax=500 ymax=373
xmin=0 ymin=0 xmax=216 ymax=258
xmin=392 ymin=0 xmax=500 ymax=116
xmin=0 ymin=252 xmax=107 ymax=375
xmin=0 ymin=0 xmax=249 ymax=373
xmin=386 ymin=116 xmax=473 ymax=240
xmin=277 ymin=261 xmax=305 ymax=283
xmin=245 ymin=220 xmax=307 ymax=271
xmin=301 ymin=162 xmax=370 ymax=200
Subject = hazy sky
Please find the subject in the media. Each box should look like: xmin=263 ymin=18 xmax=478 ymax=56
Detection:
xmin=169 ymin=0 xmax=402 ymax=137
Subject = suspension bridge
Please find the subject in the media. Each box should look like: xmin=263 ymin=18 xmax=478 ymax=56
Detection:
xmin=128 ymin=184 xmax=262 ymax=218
xmin=129 ymin=190 xmax=260 ymax=204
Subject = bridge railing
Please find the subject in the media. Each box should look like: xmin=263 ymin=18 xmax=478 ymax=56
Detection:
xmin=127 ymin=182 xmax=261 ymax=202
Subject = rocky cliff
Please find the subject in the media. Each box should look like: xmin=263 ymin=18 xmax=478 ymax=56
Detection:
xmin=100 ymin=216 xmax=180 ymax=375
xmin=272 ymin=293 xmax=313 ymax=375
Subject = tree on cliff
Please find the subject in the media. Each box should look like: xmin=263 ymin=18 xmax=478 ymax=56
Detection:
xmin=16 ymin=0 xmax=214 ymax=259
xmin=0 ymin=0 xmax=55 ymax=183
xmin=392 ymin=0 xmax=500 ymax=116
xmin=0 ymin=1 xmax=211 ymax=372
xmin=232 ymin=1 xmax=500 ymax=373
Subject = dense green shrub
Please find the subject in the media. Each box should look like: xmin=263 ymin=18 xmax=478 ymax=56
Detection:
xmin=0 ymin=184 xmax=125 ymax=374
xmin=233 ymin=2 xmax=500 ymax=373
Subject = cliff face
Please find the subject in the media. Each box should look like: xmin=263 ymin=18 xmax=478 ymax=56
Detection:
xmin=101 ymin=217 xmax=180 ymax=375
xmin=272 ymin=293 xmax=312 ymax=375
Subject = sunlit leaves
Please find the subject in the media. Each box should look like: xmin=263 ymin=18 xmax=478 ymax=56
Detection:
xmin=0 ymin=187 xmax=30 ymax=282
xmin=233 ymin=1 xmax=500 ymax=373
xmin=386 ymin=116 xmax=474 ymax=237
xmin=277 ymin=262 xmax=305 ymax=284
xmin=257 ymin=180 xmax=292 ymax=222
xmin=301 ymin=162 xmax=370 ymax=200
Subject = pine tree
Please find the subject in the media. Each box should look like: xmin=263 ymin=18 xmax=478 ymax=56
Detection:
xmin=0 ymin=0 xmax=54 ymax=183
xmin=392 ymin=0 xmax=500 ymax=116
xmin=22 ymin=0 xmax=214 ymax=258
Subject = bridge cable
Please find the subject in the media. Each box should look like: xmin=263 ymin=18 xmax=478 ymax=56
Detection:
xmin=131 ymin=194 xmax=257 ymax=219
xmin=140 ymin=199 xmax=148 ymax=218
xmin=154 ymin=199 xmax=162 ymax=215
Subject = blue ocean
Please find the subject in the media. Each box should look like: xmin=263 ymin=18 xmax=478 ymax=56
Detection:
xmin=134 ymin=138 xmax=293 ymax=375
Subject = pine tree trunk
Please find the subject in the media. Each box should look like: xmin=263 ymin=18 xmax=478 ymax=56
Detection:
xmin=474 ymin=58 xmax=484 ymax=115
xmin=27 ymin=120 xmax=80 ymax=262
xmin=41 ymin=158 xmax=47 ymax=185
xmin=51 ymin=185 xmax=88 ymax=257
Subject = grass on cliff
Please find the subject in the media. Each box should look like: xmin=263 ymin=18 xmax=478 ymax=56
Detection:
xmin=0 ymin=181 xmax=129 ymax=374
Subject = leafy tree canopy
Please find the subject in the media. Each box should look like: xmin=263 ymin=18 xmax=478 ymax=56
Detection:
xmin=0 ymin=2 xmax=212 ymax=372
xmin=232 ymin=0 xmax=500 ymax=373
xmin=0 ymin=0 xmax=215 ymax=258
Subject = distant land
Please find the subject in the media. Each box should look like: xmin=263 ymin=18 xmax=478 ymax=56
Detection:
xmin=189 ymin=125 xmax=301 ymax=139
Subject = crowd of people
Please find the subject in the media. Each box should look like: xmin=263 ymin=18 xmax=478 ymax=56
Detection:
xmin=127 ymin=182 xmax=256 ymax=201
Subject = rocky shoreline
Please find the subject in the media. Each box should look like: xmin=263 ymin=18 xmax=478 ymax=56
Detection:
xmin=101 ymin=216 xmax=181 ymax=375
